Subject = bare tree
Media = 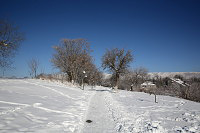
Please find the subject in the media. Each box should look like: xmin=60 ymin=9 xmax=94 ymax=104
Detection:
xmin=188 ymin=82 xmax=200 ymax=102
xmin=102 ymin=48 xmax=133 ymax=89
xmin=124 ymin=67 xmax=148 ymax=90
xmin=84 ymin=64 xmax=102 ymax=86
xmin=133 ymin=67 xmax=148 ymax=87
xmin=0 ymin=20 xmax=24 ymax=76
xmin=28 ymin=59 xmax=39 ymax=78
xmin=52 ymin=38 xmax=101 ymax=85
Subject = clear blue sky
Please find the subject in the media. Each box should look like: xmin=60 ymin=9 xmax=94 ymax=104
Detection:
xmin=0 ymin=0 xmax=200 ymax=77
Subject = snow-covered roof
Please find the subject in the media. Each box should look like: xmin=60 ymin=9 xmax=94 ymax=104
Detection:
xmin=141 ymin=81 xmax=156 ymax=86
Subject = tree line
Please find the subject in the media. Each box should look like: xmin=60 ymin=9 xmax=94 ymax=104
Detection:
xmin=51 ymin=38 xmax=133 ymax=88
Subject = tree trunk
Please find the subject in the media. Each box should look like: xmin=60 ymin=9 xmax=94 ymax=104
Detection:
xmin=67 ymin=72 xmax=73 ymax=82
xmin=34 ymin=70 xmax=37 ymax=78
xmin=115 ymin=73 xmax=120 ymax=89
xmin=185 ymin=87 xmax=190 ymax=99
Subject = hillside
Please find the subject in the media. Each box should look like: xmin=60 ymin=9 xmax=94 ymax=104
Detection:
xmin=103 ymin=72 xmax=200 ymax=79
xmin=148 ymin=72 xmax=200 ymax=79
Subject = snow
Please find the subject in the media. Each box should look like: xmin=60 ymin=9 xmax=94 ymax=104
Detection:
xmin=82 ymin=87 xmax=116 ymax=133
xmin=106 ymin=91 xmax=200 ymax=132
xmin=102 ymin=73 xmax=112 ymax=79
xmin=0 ymin=79 xmax=200 ymax=133
xmin=149 ymin=72 xmax=200 ymax=79
xmin=141 ymin=81 xmax=156 ymax=86
xmin=0 ymin=79 xmax=94 ymax=132
xmin=170 ymin=78 xmax=190 ymax=87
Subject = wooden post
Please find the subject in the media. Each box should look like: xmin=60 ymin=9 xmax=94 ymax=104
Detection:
xmin=155 ymin=94 xmax=157 ymax=103
xmin=82 ymin=78 xmax=84 ymax=90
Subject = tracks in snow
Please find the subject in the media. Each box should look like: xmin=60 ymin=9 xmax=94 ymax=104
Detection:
xmin=82 ymin=88 xmax=116 ymax=133
xmin=22 ymin=80 xmax=79 ymax=100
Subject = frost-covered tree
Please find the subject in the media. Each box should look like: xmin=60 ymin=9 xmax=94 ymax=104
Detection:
xmin=102 ymin=48 xmax=133 ymax=89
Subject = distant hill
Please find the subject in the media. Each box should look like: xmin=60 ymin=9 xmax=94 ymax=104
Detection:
xmin=148 ymin=72 xmax=200 ymax=79
xmin=103 ymin=72 xmax=200 ymax=79
xmin=102 ymin=73 xmax=112 ymax=79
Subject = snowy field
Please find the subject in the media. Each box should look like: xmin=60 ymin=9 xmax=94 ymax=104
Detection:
xmin=0 ymin=79 xmax=94 ymax=132
xmin=0 ymin=79 xmax=200 ymax=133
xmin=105 ymin=91 xmax=200 ymax=133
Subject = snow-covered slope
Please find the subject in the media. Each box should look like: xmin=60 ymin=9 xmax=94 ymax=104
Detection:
xmin=102 ymin=73 xmax=112 ymax=79
xmin=0 ymin=79 xmax=94 ymax=132
xmin=149 ymin=72 xmax=200 ymax=79
xmin=103 ymin=72 xmax=200 ymax=79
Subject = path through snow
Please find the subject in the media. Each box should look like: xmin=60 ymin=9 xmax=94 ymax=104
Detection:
xmin=82 ymin=87 xmax=116 ymax=133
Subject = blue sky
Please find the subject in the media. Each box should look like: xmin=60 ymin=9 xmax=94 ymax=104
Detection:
xmin=0 ymin=0 xmax=200 ymax=77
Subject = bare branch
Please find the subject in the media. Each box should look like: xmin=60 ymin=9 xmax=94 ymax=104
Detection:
xmin=101 ymin=48 xmax=133 ymax=89
xmin=0 ymin=20 xmax=24 ymax=73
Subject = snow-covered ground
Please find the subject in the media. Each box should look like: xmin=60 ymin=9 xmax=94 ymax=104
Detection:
xmin=0 ymin=79 xmax=200 ymax=133
xmin=0 ymin=79 xmax=94 ymax=132
xmin=82 ymin=87 xmax=116 ymax=133
xmin=105 ymin=91 xmax=200 ymax=133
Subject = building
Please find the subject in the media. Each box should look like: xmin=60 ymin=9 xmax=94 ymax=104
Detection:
xmin=141 ymin=81 xmax=157 ymax=93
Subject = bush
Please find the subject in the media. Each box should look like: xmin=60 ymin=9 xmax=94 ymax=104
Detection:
xmin=188 ymin=83 xmax=200 ymax=102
